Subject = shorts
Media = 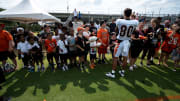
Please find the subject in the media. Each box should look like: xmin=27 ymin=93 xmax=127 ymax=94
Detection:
xmin=161 ymin=44 xmax=174 ymax=54
xmin=60 ymin=54 xmax=68 ymax=61
xmin=0 ymin=51 xmax=9 ymax=61
xmin=8 ymin=51 xmax=16 ymax=59
xmin=69 ymin=51 xmax=77 ymax=57
xmin=130 ymin=45 xmax=142 ymax=58
xmin=114 ymin=40 xmax=130 ymax=57
xmin=155 ymin=42 xmax=161 ymax=52
xmin=90 ymin=54 xmax=96 ymax=60
xmin=32 ymin=53 xmax=43 ymax=61
xmin=47 ymin=52 xmax=56 ymax=59
xmin=77 ymin=51 xmax=85 ymax=57
xmin=98 ymin=47 xmax=107 ymax=54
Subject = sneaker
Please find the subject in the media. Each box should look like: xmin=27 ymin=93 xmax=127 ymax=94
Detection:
xmin=41 ymin=65 xmax=45 ymax=72
xmin=147 ymin=64 xmax=151 ymax=68
xmin=133 ymin=64 xmax=138 ymax=68
xmin=37 ymin=66 xmax=41 ymax=72
xmin=62 ymin=66 xmax=66 ymax=71
xmin=129 ymin=66 xmax=133 ymax=71
xmin=106 ymin=71 xmax=115 ymax=78
xmin=172 ymin=69 xmax=176 ymax=72
xmin=64 ymin=65 xmax=69 ymax=70
xmin=119 ymin=70 xmax=125 ymax=77
xmin=31 ymin=67 xmax=35 ymax=72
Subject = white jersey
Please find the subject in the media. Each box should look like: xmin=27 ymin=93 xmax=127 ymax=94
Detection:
xmin=57 ymin=40 xmax=68 ymax=54
xmin=116 ymin=19 xmax=139 ymax=40
xmin=17 ymin=41 xmax=29 ymax=53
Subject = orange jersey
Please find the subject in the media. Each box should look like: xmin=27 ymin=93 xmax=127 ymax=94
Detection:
xmin=161 ymin=30 xmax=180 ymax=53
xmin=45 ymin=39 xmax=57 ymax=53
xmin=97 ymin=28 xmax=109 ymax=48
xmin=0 ymin=30 xmax=13 ymax=52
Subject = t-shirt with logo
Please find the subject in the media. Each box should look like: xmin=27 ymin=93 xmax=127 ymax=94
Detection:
xmin=57 ymin=40 xmax=68 ymax=54
xmin=45 ymin=39 xmax=57 ymax=53
xmin=97 ymin=28 xmax=109 ymax=48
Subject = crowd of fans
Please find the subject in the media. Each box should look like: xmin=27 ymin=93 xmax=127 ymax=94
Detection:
xmin=0 ymin=8 xmax=179 ymax=79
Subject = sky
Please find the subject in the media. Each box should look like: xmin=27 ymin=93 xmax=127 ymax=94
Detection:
xmin=0 ymin=0 xmax=180 ymax=15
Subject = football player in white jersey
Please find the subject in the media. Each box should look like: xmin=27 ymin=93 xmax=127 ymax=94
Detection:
xmin=106 ymin=8 xmax=139 ymax=78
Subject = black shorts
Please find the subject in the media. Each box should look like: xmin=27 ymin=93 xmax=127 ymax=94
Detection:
xmin=90 ymin=54 xmax=96 ymax=60
xmin=0 ymin=51 xmax=9 ymax=61
xmin=77 ymin=51 xmax=85 ymax=57
xmin=130 ymin=45 xmax=142 ymax=58
xmin=47 ymin=52 xmax=56 ymax=59
xmin=32 ymin=53 xmax=43 ymax=61
xmin=60 ymin=54 xmax=68 ymax=61
xmin=8 ymin=51 xmax=16 ymax=59
xmin=69 ymin=51 xmax=77 ymax=57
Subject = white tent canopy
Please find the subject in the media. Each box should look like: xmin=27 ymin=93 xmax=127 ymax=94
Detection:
xmin=0 ymin=0 xmax=60 ymax=23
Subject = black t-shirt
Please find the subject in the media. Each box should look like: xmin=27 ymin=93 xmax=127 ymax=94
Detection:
xmin=84 ymin=37 xmax=90 ymax=51
xmin=109 ymin=39 xmax=116 ymax=51
xmin=131 ymin=30 xmax=143 ymax=47
xmin=110 ymin=23 xmax=116 ymax=33
xmin=76 ymin=36 xmax=85 ymax=52
xmin=90 ymin=26 xmax=97 ymax=33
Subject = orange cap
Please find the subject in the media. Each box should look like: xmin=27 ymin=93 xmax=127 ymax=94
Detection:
xmin=77 ymin=27 xmax=84 ymax=32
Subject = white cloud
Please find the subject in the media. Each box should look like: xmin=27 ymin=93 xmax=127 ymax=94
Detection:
xmin=0 ymin=0 xmax=179 ymax=14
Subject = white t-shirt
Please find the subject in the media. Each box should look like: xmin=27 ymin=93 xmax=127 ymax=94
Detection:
xmin=57 ymin=40 xmax=68 ymax=54
xmin=90 ymin=41 xmax=97 ymax=54
xmin=17 ymin=41 xmax=29 ymax=53
xmin=95 ymin=24 xmax=100 ymax=30
xmin=52 ymin=35 xmax=60 ymax=41
xmin=116 ymin=19 xmax=139 ymax=40
xmin=83 ymin=31 xmax=91 ymax=37
xmin=27 ymin=41 xmax=40 ymax=50
xmin=58 ymin=29 xmax=63 ymax=34
xmin=74 ymin=10 xmax=77 ymax=16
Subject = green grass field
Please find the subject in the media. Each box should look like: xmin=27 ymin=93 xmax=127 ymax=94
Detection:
xmin=0 ymin=54 xmax=180 ymax=101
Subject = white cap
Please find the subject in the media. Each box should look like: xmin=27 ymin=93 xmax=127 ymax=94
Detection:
xmin=17 ymin=27 xmax=24 ymax=32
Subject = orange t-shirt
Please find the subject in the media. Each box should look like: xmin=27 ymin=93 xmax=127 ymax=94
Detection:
xmin=97 ymin=28 xmax=109 ymax=48
xmin=45 ymin=39 xmax=57 ymax=53
xmin=166 ymin=31 xmax=180 ymax=48
xmin=0 ymin=30 xmax=13 ymax=52
xmin=161 ymin=30 xmax=180 ymax=52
